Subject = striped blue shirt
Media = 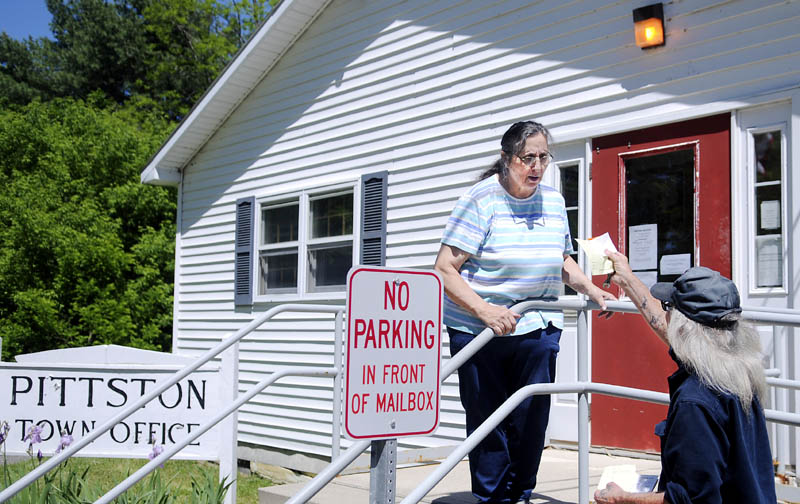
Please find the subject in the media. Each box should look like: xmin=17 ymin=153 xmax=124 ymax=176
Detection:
xmin=441 ymin=175 xmax=573 ymax=335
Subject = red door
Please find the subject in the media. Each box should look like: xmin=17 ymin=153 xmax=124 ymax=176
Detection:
xmin=591 ymin=114 xmax=731 ymax=451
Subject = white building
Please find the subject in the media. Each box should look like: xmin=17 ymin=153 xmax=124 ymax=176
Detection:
xmin=141 ymin=0 xmax=800 ymax=473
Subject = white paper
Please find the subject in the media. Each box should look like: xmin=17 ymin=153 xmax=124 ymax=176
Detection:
xmin=575 ymin=232 xmax=618 ymax=275
xmin=596 ymin=464 xmax=659 ymax=493
xmin=634 ymin=270 xmax=658 ymax=290
xmin=628 ymin=224 xmax=658 ymax=270
xmin=660 ymin=254 xmax=691 ymax=275
xmin=760 ymin=200 xmax=780 ymax=230
xmin=756 ymin=236 xmax=782 ymax=287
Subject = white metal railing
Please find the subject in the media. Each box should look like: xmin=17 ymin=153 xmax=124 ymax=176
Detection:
xmin=399 ymin=380 xmax=800 ymax=504
xmin=0 ymin=304 xmax=345 ymax=504
xmin=288 ymin=298 xmax=800 ymax=504
xmin=4 ymin=298 xmax=800 ymax=504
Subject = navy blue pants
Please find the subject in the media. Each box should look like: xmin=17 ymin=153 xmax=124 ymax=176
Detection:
xmin=448 ymin=324 xmax=561 ymax=504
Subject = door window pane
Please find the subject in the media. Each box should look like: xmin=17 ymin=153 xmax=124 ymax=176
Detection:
xmin=752 ymin=130 xmax=783 ymax=288
xmin=755 ymin=185 xmax=781 ymax=235
xmin=559 ymin=164 xmax=580 ymax=295
xmin=625 ymin=149 xmax=695 ymax=284
xmin=755 ymin=131 xmax=781 ymax=183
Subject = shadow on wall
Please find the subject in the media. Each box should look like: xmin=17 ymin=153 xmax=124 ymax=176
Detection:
xmin=179 ymin=0 xmax=799 ymax=237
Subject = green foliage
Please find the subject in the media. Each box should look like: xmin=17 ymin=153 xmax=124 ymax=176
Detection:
xmin=0 ymin=455 xmax=266 ymax=503
xmin=0 ymin=98 xmax=175 ymax=359
xmin=1 ymin=0 xmax=278 ymax=120
xmin=189 ymin=473 xmax=233 ymax=504
xmin=0 ymin=0 xmax=285 ymax=357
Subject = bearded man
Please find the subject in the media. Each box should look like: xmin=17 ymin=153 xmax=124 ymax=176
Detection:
xmin=594 ymin=252 xmax=776 ymax=504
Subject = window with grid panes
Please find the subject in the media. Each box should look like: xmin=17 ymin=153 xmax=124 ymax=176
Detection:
xmin=258 ymin=190 xmax=354 ymax=295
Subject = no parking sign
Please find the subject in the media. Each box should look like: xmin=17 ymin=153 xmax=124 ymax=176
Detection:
xmin=344 ymin=267 xmax=443 ymax=440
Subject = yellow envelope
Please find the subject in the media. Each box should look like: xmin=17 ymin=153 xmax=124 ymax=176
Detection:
xmin=575 ymin=232 xmax=618 ymax=275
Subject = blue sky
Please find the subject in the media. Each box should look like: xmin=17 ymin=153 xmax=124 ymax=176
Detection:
xmin=0 ymin=1 xmax=53 ymax=40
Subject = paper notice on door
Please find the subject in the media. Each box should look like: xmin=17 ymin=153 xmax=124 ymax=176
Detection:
xmin=634 ymin=270 xmax=658 ymax=290
xmin=575 ymin=232 xmax=618 ymax=275
xmin=756 ymin=236 xmax=781 ymax=287
xmin=760 ymin=200 xmax=780 ymax=230
xmin=628 ymin=224 xmax=657 ymax=270
xmin=660 ymin=254 xmax=691 ymax=276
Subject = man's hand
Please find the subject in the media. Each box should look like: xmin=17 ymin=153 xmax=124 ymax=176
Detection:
xmin=603 ymin=250 xmax=670 ymax=345
xmin=595 ymin=482 xmax=666 ymax=504
xmin=605 ymin=250 xmax=635 ymax=289
xmin=477 ymin=303 xmax=521 ymax=336
xmin=594 ymin=482 xmax=628 ymax=503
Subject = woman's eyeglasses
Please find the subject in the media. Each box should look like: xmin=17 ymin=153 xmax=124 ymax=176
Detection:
xmin=661 ymin=300 xmax=673 ymax=312
xmin=516 ymin=152 xmax=552 ymax=167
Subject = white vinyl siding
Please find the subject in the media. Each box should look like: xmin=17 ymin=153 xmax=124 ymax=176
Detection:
xmin=170 ymin=0 xmax=800 ymax=467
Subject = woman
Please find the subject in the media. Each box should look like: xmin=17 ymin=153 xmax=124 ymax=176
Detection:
xmin=434 ymin=121 xmax=615 ymax=504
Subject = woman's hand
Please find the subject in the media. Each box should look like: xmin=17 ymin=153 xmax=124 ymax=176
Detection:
xmin=477 ymin=303 xmax=521 ymax=336
xmin=588 ymin=284 xmax=617 ymax=319
xmin=562 ymin=256 xmax=617 ymax=318
xmin=435 ymin=244 xmax=520 ymax=335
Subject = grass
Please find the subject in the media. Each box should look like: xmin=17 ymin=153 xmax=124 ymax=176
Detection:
xmin=2 ymin=456 xmax=273 ymax=503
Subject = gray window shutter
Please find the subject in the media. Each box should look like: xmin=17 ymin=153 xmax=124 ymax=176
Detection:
xmin=360 ymin=171 xmax=387 ymax=266
xmin=234 ymin=196 xmax=255 ymax=305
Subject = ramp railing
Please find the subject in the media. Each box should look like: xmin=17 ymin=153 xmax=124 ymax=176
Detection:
xmin=3 ymin=298 xmax=799 ymax=504
xmin=0 ymin=303 xmax=346 ymax=504
xmin=289 ymin=298 xmax=800 ymax=504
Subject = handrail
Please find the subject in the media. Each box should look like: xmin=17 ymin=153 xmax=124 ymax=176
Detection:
xmin=767 ymin=377 xmax=800 ymax=390
xmin=4 ymin=296 xmax=799 ymax=504
xmin=96 ymin=366 xmax=340 ymax=504
xmin=0 ymin=303 xmax=345 ymax=503
xmin=289 ymin=297 xmax=800 ymax=504
xmin=398 ymin=381 xmax=800 ymax=504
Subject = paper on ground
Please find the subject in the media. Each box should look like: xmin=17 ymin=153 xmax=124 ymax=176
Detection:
xmin=575 ymin=232 xmax=618 ymax=275
xmin=596 ymin=464 xmax=659 ymax=493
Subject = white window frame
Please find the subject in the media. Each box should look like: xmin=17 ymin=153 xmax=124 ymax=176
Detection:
xmin=746 ymin=122 xmax=788 ymax=294
xmin=254 ymin=181 xmax=360 ymax=303
xmin=552 ymin=157 xmax=585 ymax=298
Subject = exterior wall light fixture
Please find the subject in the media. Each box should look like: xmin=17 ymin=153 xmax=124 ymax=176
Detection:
xmin=633 ymin=3 xmax=665 ymax=49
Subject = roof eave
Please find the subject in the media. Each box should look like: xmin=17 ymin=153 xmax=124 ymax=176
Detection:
xmin=139 ymin=0 xmax=331 ymax=187
xmin=141 ymin=161 xmax=181 ymax=186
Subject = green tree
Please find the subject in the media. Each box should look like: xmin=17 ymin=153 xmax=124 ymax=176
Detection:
xmin=1 ymin=0 xmax=277 ymax=119
xmin=0 ymin=98 xmax=176 ymax=359
xmin=0 ymin=0 xmax=283 ymax=359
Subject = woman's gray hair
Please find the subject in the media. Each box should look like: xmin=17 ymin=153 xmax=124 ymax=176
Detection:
xmin=667 ymin=310 xmax=767 ymax=412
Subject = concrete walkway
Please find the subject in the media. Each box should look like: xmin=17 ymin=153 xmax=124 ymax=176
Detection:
xmin=259 ymin=447 xmax=662 ymax=504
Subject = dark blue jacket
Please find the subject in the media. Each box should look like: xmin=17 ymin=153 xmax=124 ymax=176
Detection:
xmin=655 ymin=351 xmax=776 ymax=503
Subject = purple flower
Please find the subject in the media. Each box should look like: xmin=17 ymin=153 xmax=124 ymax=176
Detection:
xmin=23 ymin=424 xmax=42 ymax=445
xmin=148 ymin=443 xmax=164 ymax=467
xmin=37 ymin=449 xmax=43 ymax=462
xmin=55 ymin=432 xmax=73 ymax=454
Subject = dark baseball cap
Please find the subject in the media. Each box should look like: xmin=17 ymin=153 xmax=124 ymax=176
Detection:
xmin=650 ymin=266 xmax=742 ymax=327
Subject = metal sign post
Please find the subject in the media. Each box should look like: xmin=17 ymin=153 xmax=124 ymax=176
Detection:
xmin=370 ymin=438 xmax=397 ymax=504
xmin=344 ymin=266 xmax=443 ymax=504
